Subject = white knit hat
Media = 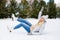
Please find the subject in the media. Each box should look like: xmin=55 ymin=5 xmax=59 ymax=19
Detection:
xmin=41 ymin=15 xmax=48 ymax=20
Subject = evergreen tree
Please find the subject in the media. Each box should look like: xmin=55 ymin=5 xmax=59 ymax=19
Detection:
xmin=18 ymin=0 xmax=29 ymax=18
xmin=0 ymin=0 xmax=7 ymax=18
xmin=7 ymin=0 xmax=17 ymax=18
xmin=38 ymin=0 xmax=47 ymax=16
xmin=31 ymin=0 xmax=46 ymax=18
xmin=47 ymin=0 xmax=57 ymax=18
xmin=31 ymin=0 xmax=39 ymax=18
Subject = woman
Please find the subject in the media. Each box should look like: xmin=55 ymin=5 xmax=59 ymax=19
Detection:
xmin=9 ymin=17 xmax=46 ymax=35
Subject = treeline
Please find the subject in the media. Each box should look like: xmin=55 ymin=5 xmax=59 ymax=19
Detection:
xmin=0 ymin=0 xmax=58 ymax=18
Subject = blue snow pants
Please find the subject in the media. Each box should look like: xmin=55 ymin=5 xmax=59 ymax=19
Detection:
xmin=14 ymin=18 xmax=32 ymax=33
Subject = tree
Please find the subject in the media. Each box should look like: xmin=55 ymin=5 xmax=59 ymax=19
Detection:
xmin=0 ymin=0 xmax=7 ymax=18
xmin=18 ymin=0 xmax=29 ymax=18
xmin=30 ymin=0 xmax=39 ymax=18
xmin=38 ymin=0 xmax=47 ymax=16
xmin=47 ymin=0 xmax=57 ymax=18
xmin=7 ymin=0 xmax=17 ymax=18
xmin=31 ymin=0 xmax=46 ymax=18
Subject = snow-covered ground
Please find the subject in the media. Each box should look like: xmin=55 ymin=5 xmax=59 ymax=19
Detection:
xmin=0 ymin=18 xmax=60 ymax=40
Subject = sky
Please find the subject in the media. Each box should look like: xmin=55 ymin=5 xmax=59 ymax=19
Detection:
xmin=44 ymin=0 xmax=49 ymax=3
xmin=44 ymin=0 xmax=60 ymax=4
xmin=55 ymin=0 xmax=60 ymax=4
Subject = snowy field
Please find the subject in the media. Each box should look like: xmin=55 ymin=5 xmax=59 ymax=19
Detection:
xmin=0 ymin=18 xmax=60 ymax=40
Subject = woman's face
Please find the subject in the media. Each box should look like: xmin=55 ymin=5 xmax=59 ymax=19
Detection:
xmin=39 ymin=17 xmax=45 ymax=23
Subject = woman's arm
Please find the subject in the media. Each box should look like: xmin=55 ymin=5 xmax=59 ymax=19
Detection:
xmin=30 ymin=23 xmax=39 ymax=31
xmin=30 ymin=25 xmax=35 ymax=32
xmin=30 ymin=22 xmax=44 ymax=31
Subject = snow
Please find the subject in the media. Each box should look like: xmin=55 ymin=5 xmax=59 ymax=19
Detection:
xmin=0 ymin=18 xmax=60 ymax=40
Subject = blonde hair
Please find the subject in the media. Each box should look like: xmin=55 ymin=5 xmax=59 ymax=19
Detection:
xmin=38 ymin=17 xmax=45 ymax=24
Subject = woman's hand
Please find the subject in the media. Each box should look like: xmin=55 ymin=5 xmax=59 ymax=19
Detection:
xmin=30 ymin=25 xmax=35 ymax=31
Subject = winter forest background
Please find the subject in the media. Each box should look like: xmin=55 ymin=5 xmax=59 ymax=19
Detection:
xmin=0 ymin=0 xmax=60 ymax=19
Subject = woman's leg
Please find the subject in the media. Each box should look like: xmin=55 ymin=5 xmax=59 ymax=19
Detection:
xmin=14 ymin=22 xmax=30 ymax=33
xmin=17 ymin=18 xmax=32 ymax=27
